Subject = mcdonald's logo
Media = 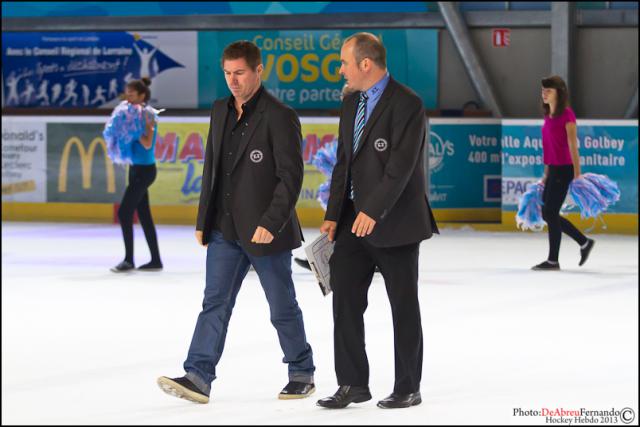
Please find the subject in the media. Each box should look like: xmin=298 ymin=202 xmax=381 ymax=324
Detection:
xmin=58 ymin=136 xmax=115 ymax=193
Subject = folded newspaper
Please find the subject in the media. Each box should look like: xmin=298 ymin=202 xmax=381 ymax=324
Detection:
xmin=304 ymin=233 xmax=334 ymax=296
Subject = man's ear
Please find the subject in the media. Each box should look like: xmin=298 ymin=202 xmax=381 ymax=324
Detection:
xmin=359 ymin=58 xmax=371 ymax=73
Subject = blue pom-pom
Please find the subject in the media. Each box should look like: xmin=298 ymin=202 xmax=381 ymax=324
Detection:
xmin=311 ymin=140 xmax=338 ymax=177
xmin=316 ymin=181 xmax=331 ymax=210
xmin=311 ymin=140 xmax=338 ymax=211
xmin=103 ymin=101 xmax=162 ymax=165
xmin=581 ymin=173 xmax=620 ymax=206
xmin=515 ymin=173 xmax=621 ymax=231
xmin=515 ymin=182 xmax=545 ymax=231
xmin=567 ymin=177 xmax=609 ymax=218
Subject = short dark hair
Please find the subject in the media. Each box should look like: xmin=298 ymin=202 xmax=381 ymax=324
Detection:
xmin=126 ymin=77 xmax=151 ymax=102
xmin=344 ymin=32 xmax=386 ymax=69
xmin=221 ymin=40 xmax=262 ymax=70
xmin=541 ymin=75 xmax=569 ymax=118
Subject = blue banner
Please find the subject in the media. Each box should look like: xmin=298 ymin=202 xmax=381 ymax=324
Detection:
xmin=501 ymin=120 xmax=638 ymax=214
xmin=429 ymin=120 xmax=502 ymax=209
xmin=197 ymin=29 xmax=438 ymax=109
xmin=2 ymin=31 xmax=197 ymax=108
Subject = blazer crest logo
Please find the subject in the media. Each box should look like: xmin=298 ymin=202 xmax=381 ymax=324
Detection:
xmin=249 ymin=149 xmax=264 ymax=163
xmin=374 ymin=138 xmax=389 ymax=152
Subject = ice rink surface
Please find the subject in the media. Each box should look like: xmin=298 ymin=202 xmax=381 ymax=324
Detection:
xmin=2 ymin=222 xmax=638 ymax=425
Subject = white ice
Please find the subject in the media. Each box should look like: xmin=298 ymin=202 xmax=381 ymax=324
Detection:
xmin=2 ymin=222 xmax=638 ymax=425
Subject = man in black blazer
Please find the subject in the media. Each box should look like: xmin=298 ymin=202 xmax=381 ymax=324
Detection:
xmin=158 ymin=41 xmax=315 ymax=403
xmin=317 ymin=33 xmax=439 ymax=410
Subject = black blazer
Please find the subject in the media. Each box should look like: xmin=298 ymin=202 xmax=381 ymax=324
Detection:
xmin=325 ymin=77 xmax=439 ymax=247
xmin=196 ymin=89 xmax=304 ymax=256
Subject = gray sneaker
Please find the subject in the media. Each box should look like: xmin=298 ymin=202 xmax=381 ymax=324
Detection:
xmin=110 ymin=260 xmax=134 ymax=273
xmin=278 ymin=381 xmax=315 ymax=399
xmin=157 ymin=376 xmax=209 ymax=404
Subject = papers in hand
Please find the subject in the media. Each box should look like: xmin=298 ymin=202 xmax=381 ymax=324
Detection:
xmin=304 ymin=233 xmax=334 ymax=296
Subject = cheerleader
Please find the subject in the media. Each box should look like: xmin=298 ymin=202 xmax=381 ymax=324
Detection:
xmin=109 ymin=78 xmax=163 ymax=272
xmin=533 ymin=76 xmax=594 ymax=270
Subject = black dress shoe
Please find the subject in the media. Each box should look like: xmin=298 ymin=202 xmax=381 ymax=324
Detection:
xmin=377 ymin=391 xmax=422 ymax=409
xmin=579 ymin=239 xmax=595 ymax=266
xmin=110 ymin=260 xmax=134 ymax=273
xmin=294 ymin=257 xmax=312 ymax=271
xmin=316 ymin=385 xmax=371 ymax=409
xmin=278 ymin=381 xmax=315 ymax=399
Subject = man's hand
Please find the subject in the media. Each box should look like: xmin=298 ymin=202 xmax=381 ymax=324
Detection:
xmin=351 ymin=211 xmax=376 ymax=237
xmin=573 ymin=166 xmax=581 ymax=180
xmin=320 ymin=220 xmax=337 ymax=242
xmin=251 ymin=226 xmax=274 ymax=244
xmin=195 ymin=230 xmax=207 ymax=247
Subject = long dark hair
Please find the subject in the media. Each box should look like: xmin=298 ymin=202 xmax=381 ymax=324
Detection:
xmin=126 ymin=77 xmax=151 ymax=102
xmin=541 ymin=75 xmax=569 ymax=118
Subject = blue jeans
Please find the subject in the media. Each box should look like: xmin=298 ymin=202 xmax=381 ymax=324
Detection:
xmin=183 ymin=230 xmax=314 ymax=394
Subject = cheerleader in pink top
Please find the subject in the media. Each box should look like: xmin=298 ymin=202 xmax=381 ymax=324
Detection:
xmin=533 ymin=76 xmax=595 ymax=270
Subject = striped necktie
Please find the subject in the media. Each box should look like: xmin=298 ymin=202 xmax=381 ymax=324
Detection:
xmin=350 ymin=91 xmax=368 ymax=199
xmin=353 ymin=91 xmax=368 ymax=154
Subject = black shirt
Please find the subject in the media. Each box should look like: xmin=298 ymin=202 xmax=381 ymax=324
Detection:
xmin=213 ymin=85 xmax=264 ymax=241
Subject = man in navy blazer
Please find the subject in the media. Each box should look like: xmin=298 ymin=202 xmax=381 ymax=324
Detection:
xmin=317 ymin=33 xmax=438 ymax=410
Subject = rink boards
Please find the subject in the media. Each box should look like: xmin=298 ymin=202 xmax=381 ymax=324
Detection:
xmin=2 ymin=116 xmax=638 ymax=234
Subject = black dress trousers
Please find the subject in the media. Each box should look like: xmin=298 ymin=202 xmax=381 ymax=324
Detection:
xmin=329 ymin=199 xmax=422 ymax=394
